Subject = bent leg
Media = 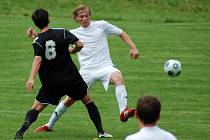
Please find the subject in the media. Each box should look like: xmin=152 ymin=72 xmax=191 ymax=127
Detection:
xmin=110 ymin=71 xmax=127 ymax=113
xmin=15 ymin=101 xmax=47 ymax=139
xmin=34 ymin=96 xmax=74 ymax=132
xmin=46 ymin=96 xmax=74 ymax=129
xmin=110 ymin=71 xmax=135 ymax=122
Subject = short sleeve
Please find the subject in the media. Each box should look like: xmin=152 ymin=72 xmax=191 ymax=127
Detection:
xmin=63 ymin=29 xmax=79 ymax=44
xmin=32 ymin=39 xmax=43 ymax=56
xmin=102 ymin=20 xmax=122 ymax=35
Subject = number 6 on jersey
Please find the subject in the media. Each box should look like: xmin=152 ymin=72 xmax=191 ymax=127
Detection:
xmin=45 ymin=40 xmax=56 ymax=60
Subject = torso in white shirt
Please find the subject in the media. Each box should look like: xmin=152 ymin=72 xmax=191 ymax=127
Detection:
xmin=125 ymin=126 xmax=177 ymax=140
xmin=70 ymin=20 xmax=122 ymax=70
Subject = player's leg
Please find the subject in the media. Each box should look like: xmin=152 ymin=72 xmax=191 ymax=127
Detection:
xmin=34 ymin=96 xmax=74 ymax=132
xmin=70 ymin=80 xmax=111 ymax=138
xmin=81 ymin=93 xmax=112 ymax=138
xmin=110 ymin=71 xmax=135 ymax=122
xmin=34 ymin=94 xmax=112 ymax=137
xmin=47 ymin=96 xmax=74 ymax=129
xmin=72 ymin=74 xmax=112 ymax=138
xmin=110 ymin=71 xmax=127 ymax=112
xmin=14 ymin=101 xmax=47 ymax=139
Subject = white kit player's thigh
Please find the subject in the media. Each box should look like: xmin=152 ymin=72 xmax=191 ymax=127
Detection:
xmin=98 ymin=65 xmax=120 ymax=91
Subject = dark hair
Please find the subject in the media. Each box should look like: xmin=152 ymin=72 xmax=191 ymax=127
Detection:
xmin=32 ymin=8 xmax=49 ymax=29
xmin=136 ymin=96 xmax=161 ymax=125
xmin=72 ymin=4 xmax=91 ymax=21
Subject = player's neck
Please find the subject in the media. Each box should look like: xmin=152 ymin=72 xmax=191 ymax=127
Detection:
xmin=143 ymin=124 xmax=156 ymax=127
xmin=40 ymin=26 xmax=50 ymax=33
xmin=139 ymin=120 xmax=156 ymax=128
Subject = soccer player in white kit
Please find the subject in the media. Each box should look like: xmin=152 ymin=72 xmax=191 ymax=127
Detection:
xmin=125 ymin=96 xmax=177 ymax=140
xmin=29 ymin=4 xmax=139 ymax=138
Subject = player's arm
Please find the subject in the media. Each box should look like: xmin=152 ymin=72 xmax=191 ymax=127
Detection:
xmin=26 ymin=56 xmax=42 ymax=92
xmin=102 ymin=21 xmax=139 ymax=59
xmin=26 ymin=27 xmax=38 ymax=39
xmin=68 ymin=40 xmax=84 ymax=54
xmin=119 ymin=32 xmax=139 ymax=59
xmin=64 ymin=29 xmax=84 ymax=53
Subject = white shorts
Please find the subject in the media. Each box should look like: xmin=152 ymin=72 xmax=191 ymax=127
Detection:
xmin=79 ymin=65 xmax=120 ymax=91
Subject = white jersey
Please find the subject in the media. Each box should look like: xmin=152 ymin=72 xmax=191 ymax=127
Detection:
xmin=125 ymin=126 xmax=177 ymax=140
xmin=70 ymin=20 xmax=122 ymax=70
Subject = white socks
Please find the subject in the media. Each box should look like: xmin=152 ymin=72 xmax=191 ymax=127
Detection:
xmin=47 ymin=101 xmax=68 ymax=129
xmin=115 ymin=85 xmax=128 ymax=113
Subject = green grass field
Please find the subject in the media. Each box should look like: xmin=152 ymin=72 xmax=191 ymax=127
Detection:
xmin=0 ymin=1 xmax=210 ymax=140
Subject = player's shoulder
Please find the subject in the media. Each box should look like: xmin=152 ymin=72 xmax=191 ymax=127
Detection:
xmin=159 ymin=128 xmax=177 ymax=140
xmin=51 ymin=27 xmax=65 ymax=30
xmin=51 ymin=28 xmax=67 ymax=33
xmin=92 ymin=20 xmax=111 ymax=30
xmin=33 ymin=36 xmax=42 ymax=44
xmin=125 ymin=131 xmax=141 ymax=140
xmin=165 ymin=132 xmax=177 ymax=140
xmin=51 ymin=28 xmax=74 ymax=40
xmin=32 ymin=37 xmax=43 ymax=48
xmin=33 ymin=37 xmax=39 ymax=43
xmin=94 ymin=20 xmax=109 ymax=25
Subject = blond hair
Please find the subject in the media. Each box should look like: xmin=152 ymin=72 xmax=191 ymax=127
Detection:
xmin=72 ymin=5 xmax=91 ymax=21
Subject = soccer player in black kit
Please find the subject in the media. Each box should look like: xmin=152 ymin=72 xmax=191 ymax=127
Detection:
xmin=14 ymin=8 xmax=105 ymax=139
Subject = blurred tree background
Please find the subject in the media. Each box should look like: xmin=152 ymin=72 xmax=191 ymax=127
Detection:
xmin=1 ymin=0 xmax=210 ymax=22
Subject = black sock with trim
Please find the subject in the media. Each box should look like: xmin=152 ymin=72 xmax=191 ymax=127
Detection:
xmin=15 ymin=109 xmax=39 ymax=135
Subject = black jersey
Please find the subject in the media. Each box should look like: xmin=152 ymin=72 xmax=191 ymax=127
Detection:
xmin=32 ymin=28 xmax=84 ymax=89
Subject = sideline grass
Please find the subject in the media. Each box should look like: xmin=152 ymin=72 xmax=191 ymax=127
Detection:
xmin=0 ymin=16 xmax=210 ymax=140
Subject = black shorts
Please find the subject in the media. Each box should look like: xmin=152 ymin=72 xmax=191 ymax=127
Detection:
xmin=36 ymin=83 xmax=87 ymax=105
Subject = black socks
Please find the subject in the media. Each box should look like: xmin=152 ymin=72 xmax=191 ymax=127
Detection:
xmin=86 ymin=102 xmax=104 ymax=134
xmin=16 ymin=109 xmax=39 ymax=135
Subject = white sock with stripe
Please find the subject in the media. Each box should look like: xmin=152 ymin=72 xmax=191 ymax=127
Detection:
xmin=115 ymin=85 xmax=128 ymax=113
xmin=47 ymin=101 xmax=68 ymax=129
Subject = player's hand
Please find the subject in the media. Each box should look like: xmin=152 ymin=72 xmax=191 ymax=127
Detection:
xmin=68 ymin=44 xmax=82 ymax=54
xmin=68 ymin=44 xmax=75 ymax=53
xmin=26 ymin=79 xmax=34 ymax=92
xmin=26 ymin=27 xmax=37 ymax=39
xmin=130 ymin=48 xmax=139 ymax=59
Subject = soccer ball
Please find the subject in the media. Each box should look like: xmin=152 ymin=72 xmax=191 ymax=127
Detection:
xmin=164 ymin=59 xmax=182 ymax=77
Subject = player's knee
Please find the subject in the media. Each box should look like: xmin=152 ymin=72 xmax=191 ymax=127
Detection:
xmin=111 ymin=73 xmax=124 ymax=85
xmin=32 ymin=101 xmax=47 ymax=112
xmin=115 ymin=78 xmax=124 ymax=85
xmin=63 ymin=97 xmax=74 ymax=106
xmin=82 ymin=95 xmax=92 ymax=105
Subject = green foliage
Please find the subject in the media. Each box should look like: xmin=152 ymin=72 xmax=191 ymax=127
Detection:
xmin=0 ymin=0 xmax=210 ymax=22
